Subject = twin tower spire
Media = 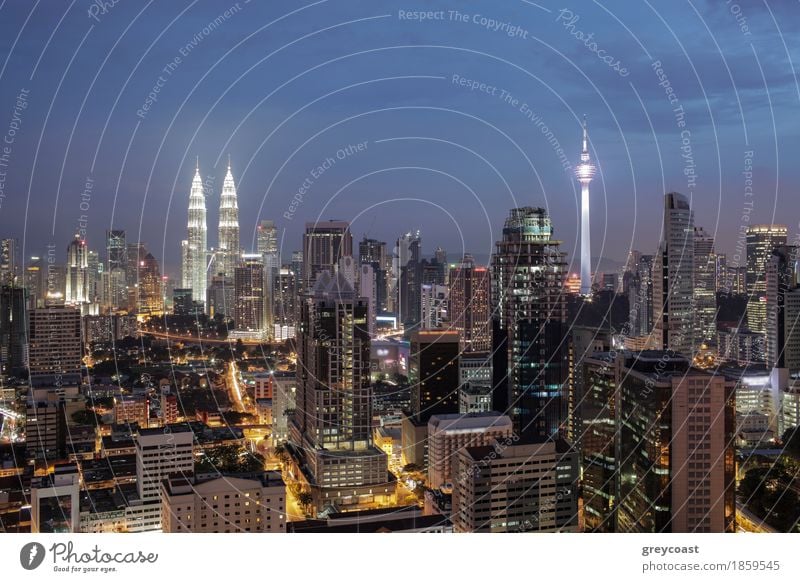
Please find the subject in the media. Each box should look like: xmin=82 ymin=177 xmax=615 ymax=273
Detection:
xmin=182 ymin=158 xmax=240 ymax=304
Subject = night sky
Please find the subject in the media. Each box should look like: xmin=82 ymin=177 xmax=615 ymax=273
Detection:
xmin=0 ymin=0 xmax=798 ymax=279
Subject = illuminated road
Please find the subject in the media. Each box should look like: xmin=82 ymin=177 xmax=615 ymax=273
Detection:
xmin=140 ymin=328 xmax=281 ymax=346
xmin=736 ymin=502 xmax=776 ymax=533
xmin=228 ymin=361 xmax=246 ymax=413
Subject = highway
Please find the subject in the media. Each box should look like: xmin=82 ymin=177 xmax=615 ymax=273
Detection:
xmin=227 ymin=361 xmax=246 ymax=413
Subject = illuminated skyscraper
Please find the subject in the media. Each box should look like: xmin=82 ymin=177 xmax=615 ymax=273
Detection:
xmin=136 ymin=252 xmax=163 ymax=314
xmin=491 ymin=207 xmax=568 ymax=441
xmin=217 ymin=159 xmax=241 ymax=278
xmin=106 ymin=229 xmax=127 ymax=310
xmin=289 ymin=271 xmax=392 ymax=510
xmin=653 ymin=192 xmax=694 ymax=356
xmin=258 ymin=219 xmax=279 ymax=336
xmin=302 ymin=220 xmax=352 ymax=289
xmin=575 ymin=118 xmax=596 ymax=296
xmin=65 ymin=234 xmax=89 ymax=305
xmin=183 ymin=162 xmax=207 ymax=304
xmin=234 ymin=254 xmax=265 ymax=332
xmin=448 ymin=256 xmax=490 ymax=352
xmin=747 ymin=224 xmax=788 ymax=335
xmin=693 ymin=226 xmax=717 ymax=344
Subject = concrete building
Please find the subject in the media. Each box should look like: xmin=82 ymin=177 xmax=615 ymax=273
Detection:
xmin=452 ymin=439 xmax=578 ymax=533
xmin=448 ymin=259 xmax=491 ymax=352
xmin=162 ymin=471 xmax=286 ymax=533
xmin=427 ymin=412 xmax=513 ymax=490
xmin=616 ymin=352 xmax=735 ymax=533
xmin=31 ymin=464 xmax=81 ymax=532
xmin=132 ymin=425 xmax=195 ymax=531
xmin=28 ymin=305 xmax=82 ymax=385
xmin=409 ymin=330 xmax=460 ymax=423
xmin=458 ymin=383 xmax=493 ymax=414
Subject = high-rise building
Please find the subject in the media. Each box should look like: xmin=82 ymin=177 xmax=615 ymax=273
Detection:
xmin=172 ymin=288 xmax=194 ymax=316
xmin=206 ymin=274 xmax=234 ymax=319
xmin=396 ymin=231 xmax=422 ymax=330
xmin=628 ymin=254 xmax=654 ymax=338
xmin=491 ymin=207 xmax=568 ymax=441
xmin=427 ymin=412 xmax=513 ymax=490
xmin=409 ymin=330 xmax=460 ymax=423
xmin=693 ymin=226 xmax=717 ymax=344
xmin=133 ymin=425 xmax=194 ymax=532
xmin=575 ymin=117 xmax=596 ymax=296
xmin=747 ymin=225 xmax=788 ymax=335
xmin=65 ymin=234 xmax=90 ymax=305
xmin=302 ymin=221 xmax=352 ymax=289
xmin=183 ymin=162 xmax=208 ymax=304
xmin=274 ymin=266 xmax=296 ymax=338
xmin=420 ymin=284 xmax=448 ymax=329
xmin=452 ymin=439 xmax=579 ymax=532
xmin=359 ymin=237 xmax=389 ymax=313
xmin=580 ymin=352 xmax=619 ymax=532
xmin=258 ymin=219 xmax=279 ymax=335
xmin=161 ymin=472 xmax=286 ymax=533
xmin=136 ymin=252 xmax=163 ymax=314
xmin=24 ymin=255 xmax=46 ymax=309
xmin=28 ymin=305 xmax=82 ymax=385
xmin=106 ymin=229 xmax=128 ymax=310
xmin=0 ymin=285 xmax=26 ymax=374
xmin=289 ymin=271 xmax=393 ymax=511
xmin=217 ymin=160 xmax=241 ymax=278
xmin=448 ymin=257 xmax=490 ymax=352
xmin=616 ymin=352 xmax=735 ymax=533
xmin=0 ymin=238 xmax=19 ymax=285
xmin=234 ymin=255 xmax=265 ymax=332
xmin=766 ymin=245 xmax=800 ymax=370
xmin=653 ymin=192 xmax=695 ymax=357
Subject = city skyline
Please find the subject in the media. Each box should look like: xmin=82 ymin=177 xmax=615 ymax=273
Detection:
xmin=1 ymin=2 xmax=799 ymax=275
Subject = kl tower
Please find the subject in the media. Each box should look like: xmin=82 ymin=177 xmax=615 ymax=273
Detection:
xmin=576 ymin=116 xmax=596 ymax=296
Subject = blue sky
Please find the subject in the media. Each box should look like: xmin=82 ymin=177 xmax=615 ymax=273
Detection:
xmin=0 ymin=0 xmax=798 ymax=277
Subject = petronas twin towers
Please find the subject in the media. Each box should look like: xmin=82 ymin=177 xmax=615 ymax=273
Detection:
xmin=181 ymin=159 xmax=240 ymax=304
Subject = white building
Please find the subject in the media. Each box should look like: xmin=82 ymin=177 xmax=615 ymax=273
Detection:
xmin=161 ymin=472 xmax=286 ymax=533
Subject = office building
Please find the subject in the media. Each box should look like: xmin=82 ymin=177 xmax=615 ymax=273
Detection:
xmin=747 ymin=225 xmax=788 ymax=335
xmin=217 ymin=160 xmax=241 ymax=278
xmin=420 ymin=284 xmax=448 ymax=329
xmin=302 ymin=221 xmax=352 ymax=288
xmin=183 ymin=163 xmax=208 ymax=304
xmin=0 ymin=285 xmax=27 ymax=374
xmin=136 ymin=252 xmax=162 ymax=314
xmin=161 ymin=471 xmax=286 ymax=533
xmin=289 ymin=271 xmax=392 ymax=510
xmin=491 ymin=207 xmax=568 ymax=440
xmin=616 ymin=352 xmax=735 ymax=533
xmin=427 ymin=412 xmax=513 ymax=490
xmin=234 ymin=255 xmax=265 ymax=332
xmin=0 ymin=238 xmax=19 ymax=285
xmin=396 ymin=231 xmax=422 ymax=330
xmin=28 ymin=305 xmax=82 ymax=385
xmin=409 ymin=330 xmax=460 ymax=423
xmin=693 ymin=226 xmax=717 ymax=344
xmin=653 ymin=192 xmax=695 ymax=356
xmin=65 ymin=234 xmax=90 ymax=305
xmin=359 ymin=237 xmax=389 ymax=313
xmin=452 ymin=439 xmax=578 ymax=532
xmin=448 ymin=258 xmax=490 ymax=352
xmin=206 ymin=274 xmax=234 ymax=319
xmin=766 ymin=245 xmax=800 ymax=369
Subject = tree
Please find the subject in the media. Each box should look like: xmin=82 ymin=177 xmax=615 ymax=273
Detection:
xmin=296 ymin=491 xmax=313 ymax=511
xmin=780 ymin=427 xmax=800 ymax=460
